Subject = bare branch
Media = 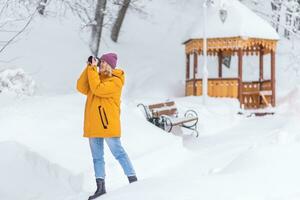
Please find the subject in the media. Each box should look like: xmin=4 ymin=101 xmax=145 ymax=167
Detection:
xmin=0 ymin=8 xmax=38 ymax=54
xmin=0 ymin=0 xmax=9 ymax=18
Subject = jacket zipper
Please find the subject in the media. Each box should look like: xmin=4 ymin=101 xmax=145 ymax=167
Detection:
xmin=103 ymin=108 xmax=109 ymax=125
xmin=98 ymin=106 xmax=108 ymax=129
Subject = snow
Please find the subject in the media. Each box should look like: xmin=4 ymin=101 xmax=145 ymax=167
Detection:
xmin=0 ymin=141 xmax=82 ymax=200
xmin=1 ymin=0 xmax=300 ymax=200
xmin=0 ymin=68 xmax=35 ymax=95
xmin=1 ymin=93 xmax=300 ymax=200
xmin=186 ymin=0 xmax=280 ymax=41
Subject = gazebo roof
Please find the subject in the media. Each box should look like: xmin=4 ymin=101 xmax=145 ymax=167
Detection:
xmin=184 ymin=0 xmax=279 ymax=55
xmin=185 ymin=0 xmax=279 ymax=40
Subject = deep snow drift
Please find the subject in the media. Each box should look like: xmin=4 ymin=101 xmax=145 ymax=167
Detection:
xmin=0 ymin=141 xmax=82 ymax=200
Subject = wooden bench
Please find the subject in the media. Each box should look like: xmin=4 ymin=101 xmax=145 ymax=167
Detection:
xmin=137 ymin=101 xmax=199 ymax=137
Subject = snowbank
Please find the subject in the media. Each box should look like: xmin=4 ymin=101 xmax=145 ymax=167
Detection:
xmin=0 ymin=141 xmax=82 ymax=200
xmin=0 ymin=68 xmax=35 ymax=95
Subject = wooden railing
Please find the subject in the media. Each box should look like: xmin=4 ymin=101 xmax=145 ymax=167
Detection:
xmin=186 ymin=79 xmax=272 ymax=109
xmin=208 ymin=78 xmax=239 ymax=98
xmin=241 ymin=82 xmax=260 ymax=109
xmin=186 ymin=78 xmax=239 ymax=98
xmin=241 ymin=80 xmax=272 ymax=109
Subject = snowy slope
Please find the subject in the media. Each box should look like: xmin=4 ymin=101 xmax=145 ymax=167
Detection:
xmin=0 ymin=0 xmax=201 ymax=97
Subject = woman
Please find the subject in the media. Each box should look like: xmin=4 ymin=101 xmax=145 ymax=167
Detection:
xmin=76 ymin=53 xmax=137 ymax=200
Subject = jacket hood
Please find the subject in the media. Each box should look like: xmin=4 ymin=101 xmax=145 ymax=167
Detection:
xmin=112 ymin=69 xmax=125 ymax=85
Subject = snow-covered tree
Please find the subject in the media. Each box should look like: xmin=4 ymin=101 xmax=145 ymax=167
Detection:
xmin=110 ymin=0 xmax=147 ymax=43
xmin=241 ymin=0 xmax=300 ymax=39
xmin=0 ymin=0 xmax=42 ymax=56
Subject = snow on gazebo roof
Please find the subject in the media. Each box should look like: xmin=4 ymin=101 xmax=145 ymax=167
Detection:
xmin=185 ymin=0 xmax=280 ymax=42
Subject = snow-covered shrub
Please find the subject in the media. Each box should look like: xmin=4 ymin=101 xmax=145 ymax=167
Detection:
xmin=0 ymin=68 xmax=35 ymax=96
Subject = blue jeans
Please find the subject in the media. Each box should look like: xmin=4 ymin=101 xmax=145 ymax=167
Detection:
xmin=89 ymin=137 xmax=136 ymax=179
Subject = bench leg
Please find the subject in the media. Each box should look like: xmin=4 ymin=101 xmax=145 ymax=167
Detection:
xmin=182 ymin=123 xmax=199 ymax=137
xmin=159 ymin=116 xmax=173 ymax=132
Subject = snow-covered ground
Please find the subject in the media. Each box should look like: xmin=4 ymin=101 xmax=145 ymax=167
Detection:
xmin=1 ymin=92 xmax=300 ymax=200
xmin=1 ymin=0 xmax=300 ymax=199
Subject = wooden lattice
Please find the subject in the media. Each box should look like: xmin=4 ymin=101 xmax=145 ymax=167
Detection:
xmin=184 ymin=37 xmax=278 ymax=55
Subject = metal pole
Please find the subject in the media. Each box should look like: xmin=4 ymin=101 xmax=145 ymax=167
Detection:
xmin=202 ymin=1 xmax=208 ymax=104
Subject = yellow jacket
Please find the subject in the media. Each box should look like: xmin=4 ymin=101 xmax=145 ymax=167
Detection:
xmin=76 ymin=65 xmax=125 ymax=138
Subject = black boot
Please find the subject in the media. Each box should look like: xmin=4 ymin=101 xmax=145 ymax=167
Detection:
xmin=88 ymin=178 xmax=106 ymax=200
xmin=128 ymin=175 xmax=138 ymax=183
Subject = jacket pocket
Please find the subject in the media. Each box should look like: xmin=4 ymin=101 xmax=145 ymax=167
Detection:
xmin=98 ymin=106 xmax=109 ymax=129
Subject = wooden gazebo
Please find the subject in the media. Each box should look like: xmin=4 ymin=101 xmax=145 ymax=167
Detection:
xmin=183 ymin=0 xmax=279 ymax=109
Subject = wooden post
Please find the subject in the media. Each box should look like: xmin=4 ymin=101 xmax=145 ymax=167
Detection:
xmin=271 ymin=50 xmax=276 ymax=107
xmin=193 ymin=52 xmax=198 ymax=95
xmin=186 ymin=53 xmax=190 ymax=80
xmin=258 ymin=47 xmax=264 ymax=107
xmin=185 ymin=53 xmax=190 ymax=96
xmin=218 ymin=51 xmax=223 ymax=78
xmin=259 ymin=47 xmax=264 ymax=81
xmin=238 ymin=49 xmax=243 ymax=107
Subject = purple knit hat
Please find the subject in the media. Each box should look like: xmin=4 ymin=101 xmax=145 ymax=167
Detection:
xmin=100 ymin=53 xmax=118 ymax=69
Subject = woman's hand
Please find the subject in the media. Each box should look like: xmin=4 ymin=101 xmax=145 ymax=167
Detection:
xmin=91 ymin=57 xmax=99 ymax=66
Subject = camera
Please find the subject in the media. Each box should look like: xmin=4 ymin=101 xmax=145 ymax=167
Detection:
xmin=87 ymin=56 xmax=100 ymax=67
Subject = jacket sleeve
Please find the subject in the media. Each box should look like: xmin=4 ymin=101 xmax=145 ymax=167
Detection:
xmin=76 ymin=66 xmax=89 ymax=95
xmin=87 ymin=65 xmax=122 ymax=98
